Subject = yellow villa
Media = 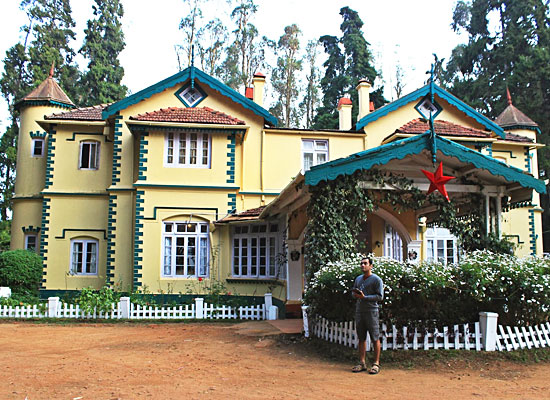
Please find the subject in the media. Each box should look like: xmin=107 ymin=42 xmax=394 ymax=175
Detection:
xmin=10 ymin=65 xmax=545 ymax=314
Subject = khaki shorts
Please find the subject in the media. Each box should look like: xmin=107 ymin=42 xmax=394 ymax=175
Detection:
xmin=356 ymin=310 xmax=380 ymax=342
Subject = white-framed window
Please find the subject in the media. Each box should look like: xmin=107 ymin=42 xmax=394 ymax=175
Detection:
xmin=179 ymin=86 xmax=205 ymax=106
xmin=165 ymin=132 xmax=211 ymax=168
xmin=384 ymin=223 xmax=403 ymax=261
xmin=162 ymin=221 xmax=209 ymax=278
xmin=426 ymin=227 xmax=458 ymax=265
xmin=79 ymin=141 xmax=100 ymax=170
xmin=302 ymin=139 xmax=328 ymax=172
xmin=24 ymin=234 xmax=38 ymax=251
xmin=232 ymin=223 xmax=281 ymax=279
xmin=31 ymin=139 xmax=45 ymax=157
xmin=70 ymin=239 xmax=98 ymax=275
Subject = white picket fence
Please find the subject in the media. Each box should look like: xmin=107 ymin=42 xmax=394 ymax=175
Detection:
xmin=308 ymin=316 xmax=482 ymax=351
xmin=0 ymin=294 xmax=273 ymax=321
xmin=496 ymin=322 xmax=550 ymax=351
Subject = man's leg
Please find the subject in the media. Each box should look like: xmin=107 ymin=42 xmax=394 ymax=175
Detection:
xmin=373 ymin=339 xmax=381 ymax=365
xmin=358 ymin=339 xmax=366 ymax=364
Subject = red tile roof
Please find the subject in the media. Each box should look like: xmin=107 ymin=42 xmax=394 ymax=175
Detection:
xmin=45 ymin=104 xmax=109 ymax=121
xmin=502 ymin=132 xmax=533 ymax=143
xmin=130 ymin=107 xmax=245 ymax=125
xmin=396 ymin=119 xmax=490 ymax=138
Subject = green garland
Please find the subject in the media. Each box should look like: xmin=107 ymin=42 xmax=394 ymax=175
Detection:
xmin=305 ymin=169 xmax=512 ymax=276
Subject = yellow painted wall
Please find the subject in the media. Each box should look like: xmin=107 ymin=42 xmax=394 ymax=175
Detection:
xmin=10 ymin=199 xmax=42 ymax=250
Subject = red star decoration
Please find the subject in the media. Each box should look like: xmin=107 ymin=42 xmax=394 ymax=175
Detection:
xmin=421 ymin=162 xmax=455 ymax=201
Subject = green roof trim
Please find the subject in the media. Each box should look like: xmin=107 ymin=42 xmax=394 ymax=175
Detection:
xmin=102 ymin=66 xmax=277 ymax=126
xmin=355 ymin=84 xmax=505 ymax=138
xmin=305 ymin=132 xmax=546 ymax=194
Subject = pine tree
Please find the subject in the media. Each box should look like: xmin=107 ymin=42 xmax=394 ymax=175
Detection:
xmin=176 ymin=0 xmax=204 ymax=69
xmin=313 ymin=7 xmax=385 ymax=129
xmin=22 ymin=0 xmax=81 ymax=103
xmin=79 ymin=0 xmax=127 ymax=106
xmin=269 ymin=24 xmax=302 ymax=128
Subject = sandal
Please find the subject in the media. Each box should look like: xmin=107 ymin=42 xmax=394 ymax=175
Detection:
xmin=352 ymin=362 xmax=367 ymax=373
xmin=368 ymin=363 xmax=380 ymax=375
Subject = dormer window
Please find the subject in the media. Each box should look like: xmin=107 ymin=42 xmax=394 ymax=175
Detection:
xmin=175 ymin=83 xmax=207 ymax=107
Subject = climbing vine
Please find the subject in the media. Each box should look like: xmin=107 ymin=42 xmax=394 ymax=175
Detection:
xmin=304 ymin=169 xmax=513 ymax=276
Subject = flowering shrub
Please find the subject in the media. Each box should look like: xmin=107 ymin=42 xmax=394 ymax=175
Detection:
xmin=304 ymin=250 xmax=550 ymax=326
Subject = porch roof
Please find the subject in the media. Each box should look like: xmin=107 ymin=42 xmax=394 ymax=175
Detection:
xmin=304 ymin=132 xmax=546 ymax=194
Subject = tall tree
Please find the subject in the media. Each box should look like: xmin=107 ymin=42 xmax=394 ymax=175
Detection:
xmin=22 ymin=0 xmax=81 ymax=103
xmin=221 ymin=0 xmax=271 ymax=91
xmin=313 ymin=7 xmax=385 ymax=129
xmin=79 ymin=0 xmax=127 ymax=106
xmin=269 ymin=24 xmax=302 ymax=128
xmin=198 ymin=18 xmax=228 ymax=77
xmin=445 ymin=0 xmax=550 ymax=248
xmin=176 ymin=0 xmax=205 ymax=69
xmin=300 ymin=40 xmax=321 ymax=129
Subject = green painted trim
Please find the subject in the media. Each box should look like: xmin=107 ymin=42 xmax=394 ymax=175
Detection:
xmin=108 ymin=188 xmax=136 ymax=192
xmin=305 ymin=132 xmax=546 ymax=194
xmin=102 ymin=66 xmax=278 ymax=126
xmin=529 ymin=209 xmax=537 ymax=255
xmin=524 ymin=147 xmax=532 ymax=173
xmin=174 ymin=81 xmax=207 ymax=107
xmin=227 ymin=193 xmax=237 ymax=214
xmin=503 ymin=234 xmax=525 ymax=245
xmin=143 ymin=206 xmax=219 ymax=221
xmin=106 ymin=194 xmax=117 ymax=286
xmin=16 ymin=99 xmax=75 ymax=110
xmin=40 ymin=191 xmax=109 ymax=197
xmin=13 ymin=195 xmax=43 ymax=200
xmin=133 ymin=190 xmax=145 ymax=288
xmin=492 ymin=149 xmax=517 ymax=159
xmin=44 ymin=128 xmax=56 ymax=189
xmin=66 ymin=132 xmax=111 ymax=142
xmin=226 ymin=133 xmax=236 ymax=184
xmin=21 ymin=225 xmax=41 ymax=233
xmin=502 ymin=125 xmax=541 ymax=134
xmin=238 ymin=191 xmax=280 ymax=196
xmin=39 ymin=197 xmax=51 ymax=289
xmin=54 ymin=229 xmax=107 ymax=240
xmin=133 ymin=183 xmax=240 ymax=190
xmin=29 ymin=131 xmax=47 ymax=139
xmin=137 ymin=132 xmax=149 ymax=182
xmin=414 ymin=95 xmax=443 ymax=120
xmin=111 ymin=114 xmax=123 ymax=186
xmin=356 ymin=83 xmax=505 ymax=138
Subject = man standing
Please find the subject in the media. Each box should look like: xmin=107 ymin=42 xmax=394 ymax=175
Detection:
xmin=351 ymin=256 xmax=383 ymax=374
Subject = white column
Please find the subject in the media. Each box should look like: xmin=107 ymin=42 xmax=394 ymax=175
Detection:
xmin=195 ymin=297 xmax=204 ymax=319
xmin=119 ymin=296 xmax=130 ymax=319
xmin=479 ymin=311 xmax=499 ymax=351
xmin=485 ymin=194 xmax=491 ymax=234
xmin=47 ymin=296 xmax=59 ymax=318
xmin=496 ymin=193 xmax=503 ymax=238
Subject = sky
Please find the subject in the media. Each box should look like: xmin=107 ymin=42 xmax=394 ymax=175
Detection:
xmin=0 ymin=0 xmax=467 ymax=132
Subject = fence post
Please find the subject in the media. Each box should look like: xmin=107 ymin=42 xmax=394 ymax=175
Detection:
xmin=47 ymin=297 xmax=59 ymax=318
xmin=264 ymin=293 xmax=278 ymax=320
xmin=479 ymin=311 xmax=499 ymax=351
xmin=119 ymin=297 xmax=130 ymax=319
xmin=195 ymin=297 xmax=204 ymax=319
xmin=0 ymin=287 xmax=11 ymax=298
xmin=302 ymin=305 xmax=309 ymax=338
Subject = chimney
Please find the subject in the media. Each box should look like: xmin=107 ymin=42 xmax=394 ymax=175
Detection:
xmin=252 ymin=72 xmax=266 ymax=106
xmin=337 ymin=97 xmax=353 ymax=130
xmin=245 ymin=87 xmax=254 ymax=100
xmin=356 ymin=79 xmax=372 ymax=121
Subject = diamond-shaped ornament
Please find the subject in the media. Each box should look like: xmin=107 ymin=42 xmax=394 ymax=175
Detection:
xmin=415 ymin=95 xmax=442 ymax=120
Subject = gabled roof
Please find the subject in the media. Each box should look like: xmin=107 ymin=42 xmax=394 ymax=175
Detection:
xmin=102 ymin=66 xmax=277 ymax=126
xmin=45 ymin=104 xmax=109 ymax=121
xmin=305 ymin=132 xmax=545 ymax=194
xmin=130 ymin=107 xmax=245 ymax=125
xmin=356 ymin=83 xmax=505 ymax=138
xmin=16 ymin=68 xmax=74 ymax=109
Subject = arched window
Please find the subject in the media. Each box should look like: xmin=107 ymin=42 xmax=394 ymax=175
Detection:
xmin=70 ymin=238 xmax=98 ymax=275
xmin=79 ymin=141 xmax=100 ymax=170
xmin=162 ymin=221 xmax=209 ymax=278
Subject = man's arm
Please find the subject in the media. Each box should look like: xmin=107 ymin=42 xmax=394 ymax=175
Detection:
xmin=363 ymin=279 xmax=383 ymax=302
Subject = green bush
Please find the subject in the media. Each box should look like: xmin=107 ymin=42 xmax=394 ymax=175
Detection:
xmin=304 ymin=251 xmax=550 ymax=327
xmin=75 ymin=286 xmax=121 ymax=314
xmin=0 ymin=249 xmax=43 ymax=296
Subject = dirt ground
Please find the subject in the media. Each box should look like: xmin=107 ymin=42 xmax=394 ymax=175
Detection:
xmin=1 ymin=321 xmax=549 ymax=400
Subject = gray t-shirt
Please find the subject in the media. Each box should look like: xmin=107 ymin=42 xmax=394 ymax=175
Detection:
xmin=352 ymin=273 xmax=384 ymax=313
